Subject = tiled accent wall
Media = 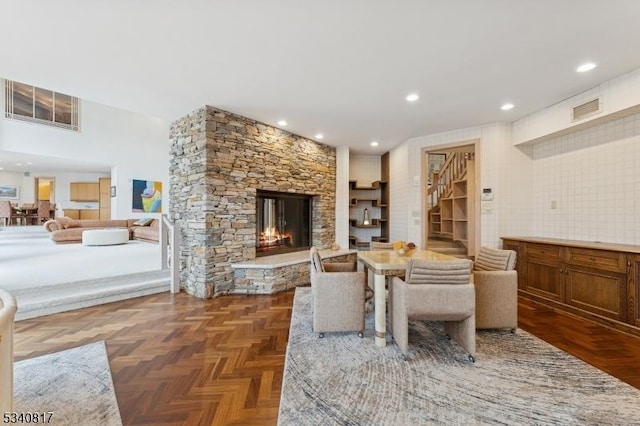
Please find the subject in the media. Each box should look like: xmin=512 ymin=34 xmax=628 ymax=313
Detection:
xmin=531 ymin=112 xmax=640 ymax=244
xmin=169 ymin=106 xmax=337 ymax=298
xmin=394 ymin=123 xmax=533 ymax=250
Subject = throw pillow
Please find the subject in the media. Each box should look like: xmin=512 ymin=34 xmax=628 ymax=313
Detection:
xmin=57 ymin=217 xmax=80 ymax=229
xmin=133 ymin=218 xmax=154 ymax=226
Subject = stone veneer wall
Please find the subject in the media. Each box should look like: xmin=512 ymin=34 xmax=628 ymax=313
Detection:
xmin=169 ymin=106 xmax=336 ymax=298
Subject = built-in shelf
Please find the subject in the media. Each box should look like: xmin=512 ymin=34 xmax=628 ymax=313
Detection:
xmin=348 ymin=157 xmax=390 ymax=249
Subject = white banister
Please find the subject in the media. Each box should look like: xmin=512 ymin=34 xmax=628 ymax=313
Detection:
xmin=161 ymin=214 xmax=180 ymax=293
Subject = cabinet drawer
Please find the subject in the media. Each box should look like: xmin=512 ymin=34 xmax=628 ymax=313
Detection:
xmin=566 ymin=247 xmax=626 ymax=273
xmin=526 ymin=243 xmax=561 ymax=265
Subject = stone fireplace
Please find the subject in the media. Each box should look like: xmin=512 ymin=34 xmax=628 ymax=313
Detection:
xmin=256 ymin=190 xmax=312 ymax=256
xmin=169 ymin=106 xmax=336 ymax=298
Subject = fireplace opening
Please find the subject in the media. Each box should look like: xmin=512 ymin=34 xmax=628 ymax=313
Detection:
xmin=256 ymin=190 xmax=312 ymax=257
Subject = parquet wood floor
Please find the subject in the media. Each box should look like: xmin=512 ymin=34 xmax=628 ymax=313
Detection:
xmin=14 ymin=290 xmax=295 ymax=426
xmin=13 ymin=291 xmax=640 ymax=425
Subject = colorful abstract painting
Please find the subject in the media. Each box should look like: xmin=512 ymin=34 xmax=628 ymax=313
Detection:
xmin=132 ymin=179 xmax=162 ymax=213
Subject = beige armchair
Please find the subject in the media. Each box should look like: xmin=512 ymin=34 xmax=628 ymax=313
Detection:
xmin=390 ymin=258 xmax=475 ymax=362
xmin=0 ymin=289 xmax=18 ymax=412
xmin=310 ymin=247 xmax=365 ymax=338
xmin=473 ymin=246 xmax=518 ymax=331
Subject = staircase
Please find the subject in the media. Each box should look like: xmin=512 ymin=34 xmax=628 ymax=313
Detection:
xmin=426 ymin=151 xmax=475 ymax=258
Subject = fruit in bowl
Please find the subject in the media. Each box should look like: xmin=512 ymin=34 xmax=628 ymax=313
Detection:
xmin=393 ymin=241 xmax=416 ymax=256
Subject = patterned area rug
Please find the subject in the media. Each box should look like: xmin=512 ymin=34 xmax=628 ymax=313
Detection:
xmin=14 ymin=341 xmax=122 ymax=426
xmin=278 ymin=287 xmax=640 ymax=425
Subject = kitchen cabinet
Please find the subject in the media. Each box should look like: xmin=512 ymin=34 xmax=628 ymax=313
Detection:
xmin=70 ymin=182 xmax=99 ymax=202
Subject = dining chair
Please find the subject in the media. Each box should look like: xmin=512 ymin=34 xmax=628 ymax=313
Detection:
xmin=310 ymin=247 xmax=366 ymax=338
xmin=36 ymin=200 xmax=52 ymax=224
xmin=6 ymin=203 xmax=24 ymax=226
xmin=472 ymin=247 xmax=518 ymax=331
xmin=0 ymin=201 xmax=10 ymax=226
xmin=389 ymin=258 xmax=475 ymax=362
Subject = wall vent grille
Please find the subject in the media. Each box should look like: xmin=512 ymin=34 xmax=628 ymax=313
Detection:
xmin=572 ymin=98 xmax=600 ymax=121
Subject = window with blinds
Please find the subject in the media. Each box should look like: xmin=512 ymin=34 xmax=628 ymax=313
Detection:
xmin=4 ymin=79 xmax=80 ymax=131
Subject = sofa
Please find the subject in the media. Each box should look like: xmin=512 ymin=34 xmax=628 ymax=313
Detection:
xmin=43 ymin=217 xmax=160 ymax=244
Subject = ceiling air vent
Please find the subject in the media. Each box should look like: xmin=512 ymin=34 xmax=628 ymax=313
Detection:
xmin=572 ymin=98 xmax=600 ymax=121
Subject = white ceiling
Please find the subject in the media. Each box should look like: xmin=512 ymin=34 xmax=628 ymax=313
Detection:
xmin=2 ymin=1 xmax=640 ymax=171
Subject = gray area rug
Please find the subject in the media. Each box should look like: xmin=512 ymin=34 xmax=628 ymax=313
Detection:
xmin=279 ymin=287 xmax=640 ymax=425
xmin=14 ymin=341 xmax=122 ymax=426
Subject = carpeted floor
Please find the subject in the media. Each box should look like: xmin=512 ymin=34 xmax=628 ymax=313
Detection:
xmin=14 ymin=341 xmax=122 ymax=426
xmin=0 ymin=226 xmax=168 ymax=320
xmin=0 ymin=226 xmax=161 ymax=292
xmin=278 ymin=287 xmax=640 ymax=425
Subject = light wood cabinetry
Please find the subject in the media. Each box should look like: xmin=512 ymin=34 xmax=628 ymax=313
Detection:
xmin=63 ymin=209 xmax=99 ymax=220
xmin=503 ymin=237 xmax=640 ymax=337
xmin=70 ymin=182 xmax=99 ymax=202
xmin=99 ymin=177 xmax=111 ymax=220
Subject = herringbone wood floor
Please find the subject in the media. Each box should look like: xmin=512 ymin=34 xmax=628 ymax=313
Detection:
xmin=13 ymin=291 xmax=640 ymax=425
xmin=14 ymin=290 xmax=295 ymax=426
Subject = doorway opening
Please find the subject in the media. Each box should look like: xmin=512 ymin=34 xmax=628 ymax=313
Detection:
xmin=35 ymin=177 xmax=55 ymax=204
xmin=423 ymin=141 xmax=479 ymax=258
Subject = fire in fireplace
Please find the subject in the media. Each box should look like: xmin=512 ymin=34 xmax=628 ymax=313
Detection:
xmin=256 ymin=190 xmax=312 ymax=256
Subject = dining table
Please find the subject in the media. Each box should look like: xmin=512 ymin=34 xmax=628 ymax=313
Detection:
xmin=357 ymin=249 xmax=459 ymax=347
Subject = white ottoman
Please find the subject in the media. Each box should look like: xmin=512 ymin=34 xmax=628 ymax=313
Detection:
xmin=82 ymin=228 xmax=129 ymax=246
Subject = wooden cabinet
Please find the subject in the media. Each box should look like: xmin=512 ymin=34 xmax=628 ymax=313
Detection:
xmin=503 ymin=237 xmax=640 ymax=337
xmin=70 ymin=182 xmax=99 ymax=201
xmin=62 ymin=209 xmax=99 ymax=220
xmin=99 ymin=178 xmax=111 ymax=220
xmin=628 ymin=254 xmax=640 ymax=328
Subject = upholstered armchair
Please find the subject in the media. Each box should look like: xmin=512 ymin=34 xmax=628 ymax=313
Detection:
xmin=389 ymin=258 xmax=475 ymax=362
xmin=473 ymin=246 xmax=518 ymax=331
xmin=310 ymin=247 xmax=365 ymax=338
xmin=0 ymin=289 xmax=18 ymax=412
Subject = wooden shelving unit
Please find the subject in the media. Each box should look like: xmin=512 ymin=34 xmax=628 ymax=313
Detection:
xmin=348 ymin=179 xmax=389 ymax=249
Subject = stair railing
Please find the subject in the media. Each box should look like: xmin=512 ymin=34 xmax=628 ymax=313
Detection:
xmin=160 ymin=214 xmax=180 ymax=293
xmin=427 ymin=152 xmax=473 ymax=209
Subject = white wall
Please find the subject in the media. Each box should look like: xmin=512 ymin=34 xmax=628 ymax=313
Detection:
xmin=513 ymin=67 xmax=640 ymax=145
xmin=0 ymin=93 xmax=169 ymax=219
xmin=531 ymin=112 xmax=640 ymax=244
xmin=0 ymin=169 xmax=109 ymax=211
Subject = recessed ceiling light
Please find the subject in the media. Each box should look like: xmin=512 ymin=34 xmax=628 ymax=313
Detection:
xmin=315 ymin=133 xmax=324 ymax=140
xmin=576 ymin=62 xmax=597 ymax=73
xmin=277 ymin=120 xmax=287 ymax=126
xmin=501 ymin=103 xmax=514 ymax=111
xmin=16 ymin=163 xmax=22 ymax=166
xmin=370 ymin=141 xmax=379 ymax=147
xmin=26 ymin=161 xmax=33 ymax=165
xmin=406 ymin=93 xmax=419 ymax=102
xmin=0 ymin=167 xmax=3 ymax=170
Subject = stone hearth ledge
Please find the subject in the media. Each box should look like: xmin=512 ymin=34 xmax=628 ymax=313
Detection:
xmin=231 ymin=248 xmax=355 ymax=269
xmin=231 ymin=249 xmax=357 ymax=295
